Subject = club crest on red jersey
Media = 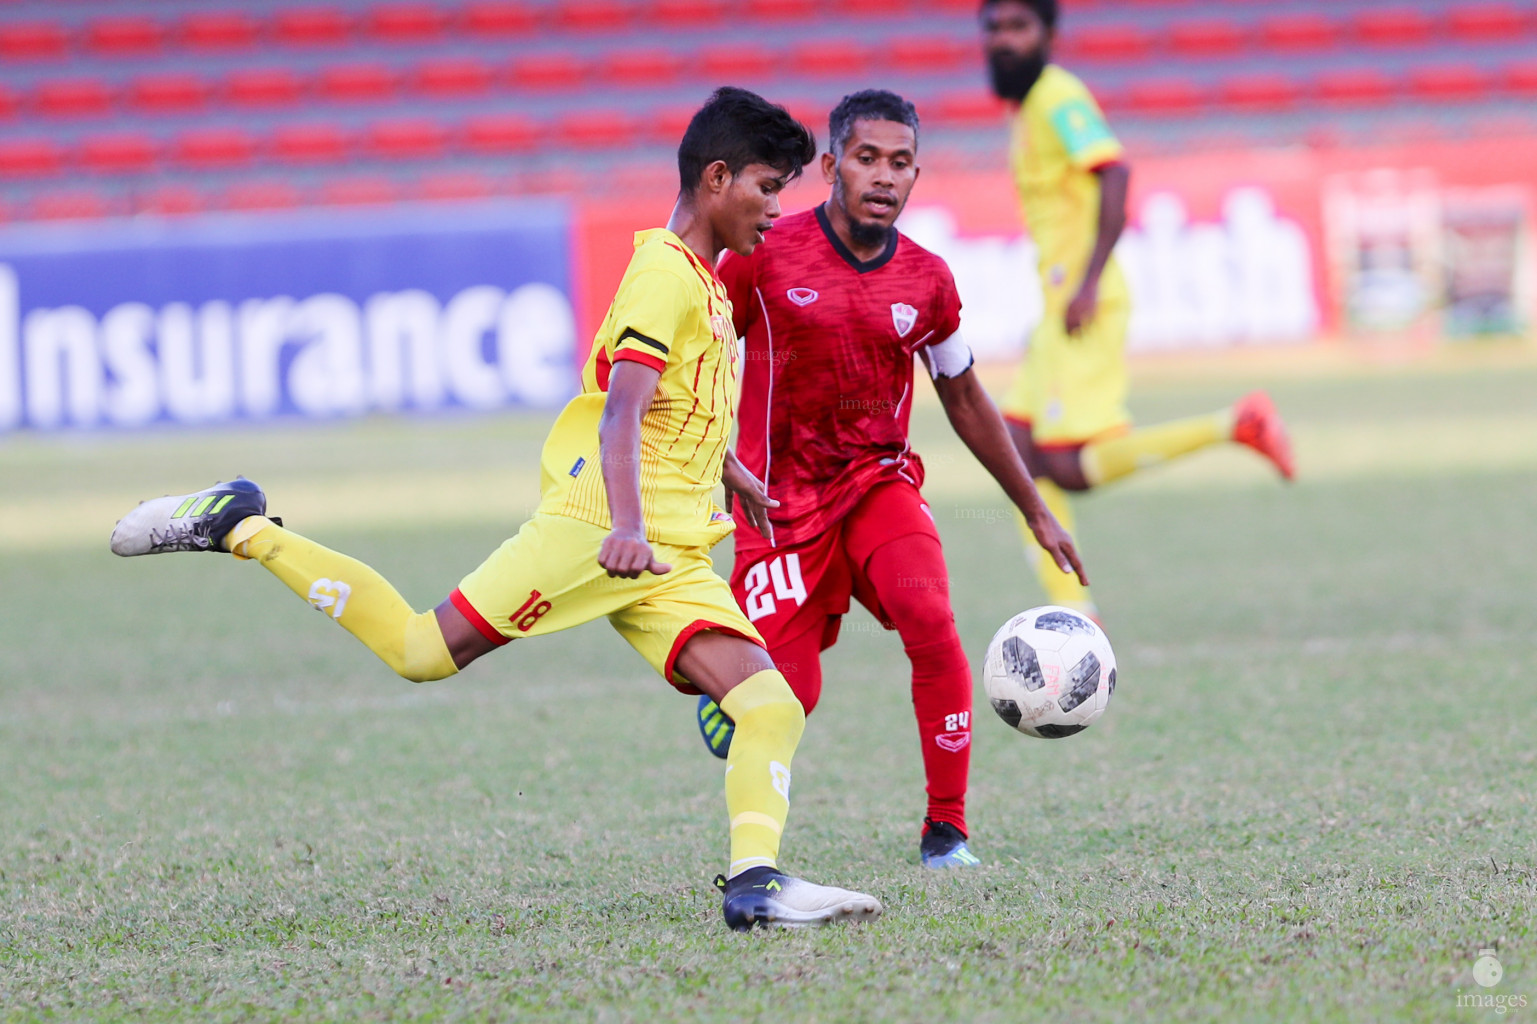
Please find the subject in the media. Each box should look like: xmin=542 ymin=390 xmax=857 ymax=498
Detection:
xmin=786 ymin=287 xmax=818 ymax=306
xmin=891 ymin=302 xmax=918 ymax=338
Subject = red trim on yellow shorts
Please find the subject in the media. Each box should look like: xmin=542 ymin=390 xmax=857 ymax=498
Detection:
xmin=1003 ymin=412 xmax=1032 ymax=429
xmin=664 ymin=619 xmax=767 ymax=695
xmin=450 ymin=588 xmax=511 ymax=646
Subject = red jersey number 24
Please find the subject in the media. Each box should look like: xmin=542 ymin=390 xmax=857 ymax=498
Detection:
xmin=743 ymin=554 xmax=807 ymax=622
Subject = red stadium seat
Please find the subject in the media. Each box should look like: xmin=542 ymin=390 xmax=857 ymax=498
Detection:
xmin=367 ymin=119 xmax=450 ymax=160
xmin=889 ymin=36 xmax=972 ymax=73
xmin=129 ymin=75 xmax=211 ymax=115
xmin=136 ymin=186 xmax=205 ymax=217
xmin=461 ymin=2 xmax=540 ymax=36
xmin=746 ymin=0 xmax=820 ymax=21
xmin=1069 ymin=25 xmax=1153 ymax=61
xmin=272 ymin=124 xmax=350 ymax=164
xmin=931 ymin=90 xmax=1007 ymax=127
xmin=0 ymin=22 xmax=70 ymax=61
xmin=651 ymin=104 xmax=697 ymax=144
xmin=85 ymin=17 xmax=164 ymax=57
xmin=226 ymin=69 xmax=305 ymax=108
xmin=510 ymin=52 xmax=586 ymax=90
xmin=79 ymin=133 xmax=158 ymax=174
xmin=274 ymin=8 xmax=351 ymax=47
xmin=172 ymin=128 xmax=258 ymax=169
xmin=0 ymin=139 xmax=66 ymax=178
xmin=29 ymin=190 xmax=116 ymax=222
xmin=558 ymin=1 xmax=633 ymax=32
xmin=223 ymin=181 xmax=305 ymax=211
xmin=1504 ymin=60 xmax=1537 ymax=95
xmin=700 ymin=46 xmax=780 ymax=82
xmin=648 ymin=0 xmax=725 ymax=28
xmin=463 ymin=114 xmax=541 ymax=153
xmin=557 ymin=110 xmax=637 ymax=149
xmin=1217 ymin=73 xmax=1301 ymax=110
xmin=318 ymin=64 xmax=397 ymax=103
xmin=367 ymin=4 xmax=449 ymax=42
xmin=1168 ymin=19 xmax=1246 ymax=58
xmin=793 ymin=40 xmax=866 ymax=78
xmin=1353 ymin=9 xmax=1432 ymax=46
xmin=1122 ymin=78 xmax=1205 ymax=116
xmin=34 ymin=79 xmax=115 ymax=119
xmin=417 ymin=171 xmax=498 ymax=201
xmin=604 ymin=49 xmax=684 ymax=86
xmin=415 ymin=58 xmax=496 ymax=97
xmin=1448 ymin=4 xmax=1530 ymax=41
xmin=320 ymin=177 xmax=399 ymax=206
xmin=1409 ymin=65 xmax=1488 ymax=103
xmin=1258 ymin=14 xmax=1337 ymax=51
xmin=837 ymin=0 xmax=912 ymax=14
xmin=179 ymin=11 xmax=262 ymax=50
xmin=1314 ymin=69 xmax=1396 ymax=105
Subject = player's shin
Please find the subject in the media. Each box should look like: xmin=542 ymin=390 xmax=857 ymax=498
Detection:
xmin=719 ymin=669 xmax=805 ymax=878
xmin=905 ymin=634 xmax=972 ymax=834
xmin=1019 ymin=481 xmax=1098 ymax=619
xmin=1079 ymin=412 xmax=1229 ymax=486
xmin=224 ymin=516 xmax=457 ymax=682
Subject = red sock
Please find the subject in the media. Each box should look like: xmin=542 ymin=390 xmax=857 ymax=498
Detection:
xmin=863 ymin=536 xmax=972 ymax=837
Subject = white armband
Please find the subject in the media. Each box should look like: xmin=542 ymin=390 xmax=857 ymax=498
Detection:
xmin=920 ymin=332 xmax=974 ymax=380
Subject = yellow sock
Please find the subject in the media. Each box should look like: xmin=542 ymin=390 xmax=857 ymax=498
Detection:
xmin=224 ymin=516 xmax=457 ymax=683
xmin=1018 ymin=480 xmax=1097 ymax=618
xmin=1080 ymin=411 xmax=1231 ymax=487
xmin=719 ymin=669 xmax=805 ymax=878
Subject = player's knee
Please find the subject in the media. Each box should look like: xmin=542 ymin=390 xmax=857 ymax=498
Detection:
xmin=728 ymin=669 xmax=806 ymax=747
xmin=397 ymin=611 xmax=459 ymax=683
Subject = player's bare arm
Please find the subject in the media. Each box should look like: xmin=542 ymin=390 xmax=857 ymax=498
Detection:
xmin=597 ymin=359 xmax=673 ymax=578
xmin=1065 ymin=161 xmax=1129 ymax=335
xmin=933 ymin=365 xmax=1088 ymax=585
xmin=722 ymin=448 xmax=778 ymax=542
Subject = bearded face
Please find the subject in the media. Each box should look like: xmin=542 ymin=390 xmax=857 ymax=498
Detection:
xmin=988 ymin=47 xmax=1048 ymax=102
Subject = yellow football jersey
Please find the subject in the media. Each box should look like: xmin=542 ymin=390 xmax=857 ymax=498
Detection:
xmin=1010 ymin=64 xmax=1126 ymax=302
xmin=537 ymin=228 xmax=740 ymax=548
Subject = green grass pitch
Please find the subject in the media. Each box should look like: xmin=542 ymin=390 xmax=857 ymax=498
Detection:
xmin=2 ymin=354 xmax=1535 ymax=1022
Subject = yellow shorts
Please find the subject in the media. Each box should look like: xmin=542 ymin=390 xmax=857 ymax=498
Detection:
xmin=450 ymin=513 xmax=763 ymax=694
xmin=1000 ymin=268 xmax=1132 ymax=448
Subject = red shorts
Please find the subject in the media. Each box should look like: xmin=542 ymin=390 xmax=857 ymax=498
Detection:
xmin=730 ymin=481 xmax=941 ymax=651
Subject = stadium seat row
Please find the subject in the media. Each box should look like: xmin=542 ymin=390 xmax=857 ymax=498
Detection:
xmin=5 ymin=58 xmax=1535 ymax=183
xmin=2 ymin=3 xmax=1532 ymax=61
xmin=0 ymin=40 xmax=982 ymax=120
xmin=0 ymin=0 xmax=976 ymax=59
xmin=10 ymin=50 xmax=1537 ymax=126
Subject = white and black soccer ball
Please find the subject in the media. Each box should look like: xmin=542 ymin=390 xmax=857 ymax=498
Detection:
xmin=982 ymin=605 xmax=1116 ymax=739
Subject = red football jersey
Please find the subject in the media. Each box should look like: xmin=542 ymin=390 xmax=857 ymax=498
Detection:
xmin=719 ymin=204 xmax=963 ymax=546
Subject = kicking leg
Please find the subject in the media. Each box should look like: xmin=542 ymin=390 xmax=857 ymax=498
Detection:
xmin=111 ymin=478 xmax=486 ymax=680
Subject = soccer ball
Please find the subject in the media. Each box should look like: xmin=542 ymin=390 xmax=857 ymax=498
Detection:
xmin=982 ymin=605 xmax=1116 ymax=739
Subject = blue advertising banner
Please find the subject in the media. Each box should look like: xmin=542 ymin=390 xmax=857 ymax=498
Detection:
xmin=0 ymin=199 xmax=578 ymax=432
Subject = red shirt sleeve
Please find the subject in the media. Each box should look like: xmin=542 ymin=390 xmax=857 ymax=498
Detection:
xmin=930 ymin=257 xmax=963 ymax=346
xmin=716 ymin=248 xmax=757 ymax=339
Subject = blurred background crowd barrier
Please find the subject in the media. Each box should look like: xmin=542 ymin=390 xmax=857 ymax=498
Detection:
xmin=0 ymin=0 xmax=1532 ymax=432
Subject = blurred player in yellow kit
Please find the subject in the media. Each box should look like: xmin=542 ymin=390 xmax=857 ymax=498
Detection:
xmin=110 ymin=86 xmax=882 ymax=933
xmin=982 ymin=0 xmax=1297 ymax=621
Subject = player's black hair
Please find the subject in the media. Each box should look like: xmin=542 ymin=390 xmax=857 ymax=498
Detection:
xmin=677 ymin=86 xmax=817 ymax=196
xmin=979 ymin=0 xmax=1058 ymax=32
xmin=828 ymin=89 xmax=920 ymax=157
